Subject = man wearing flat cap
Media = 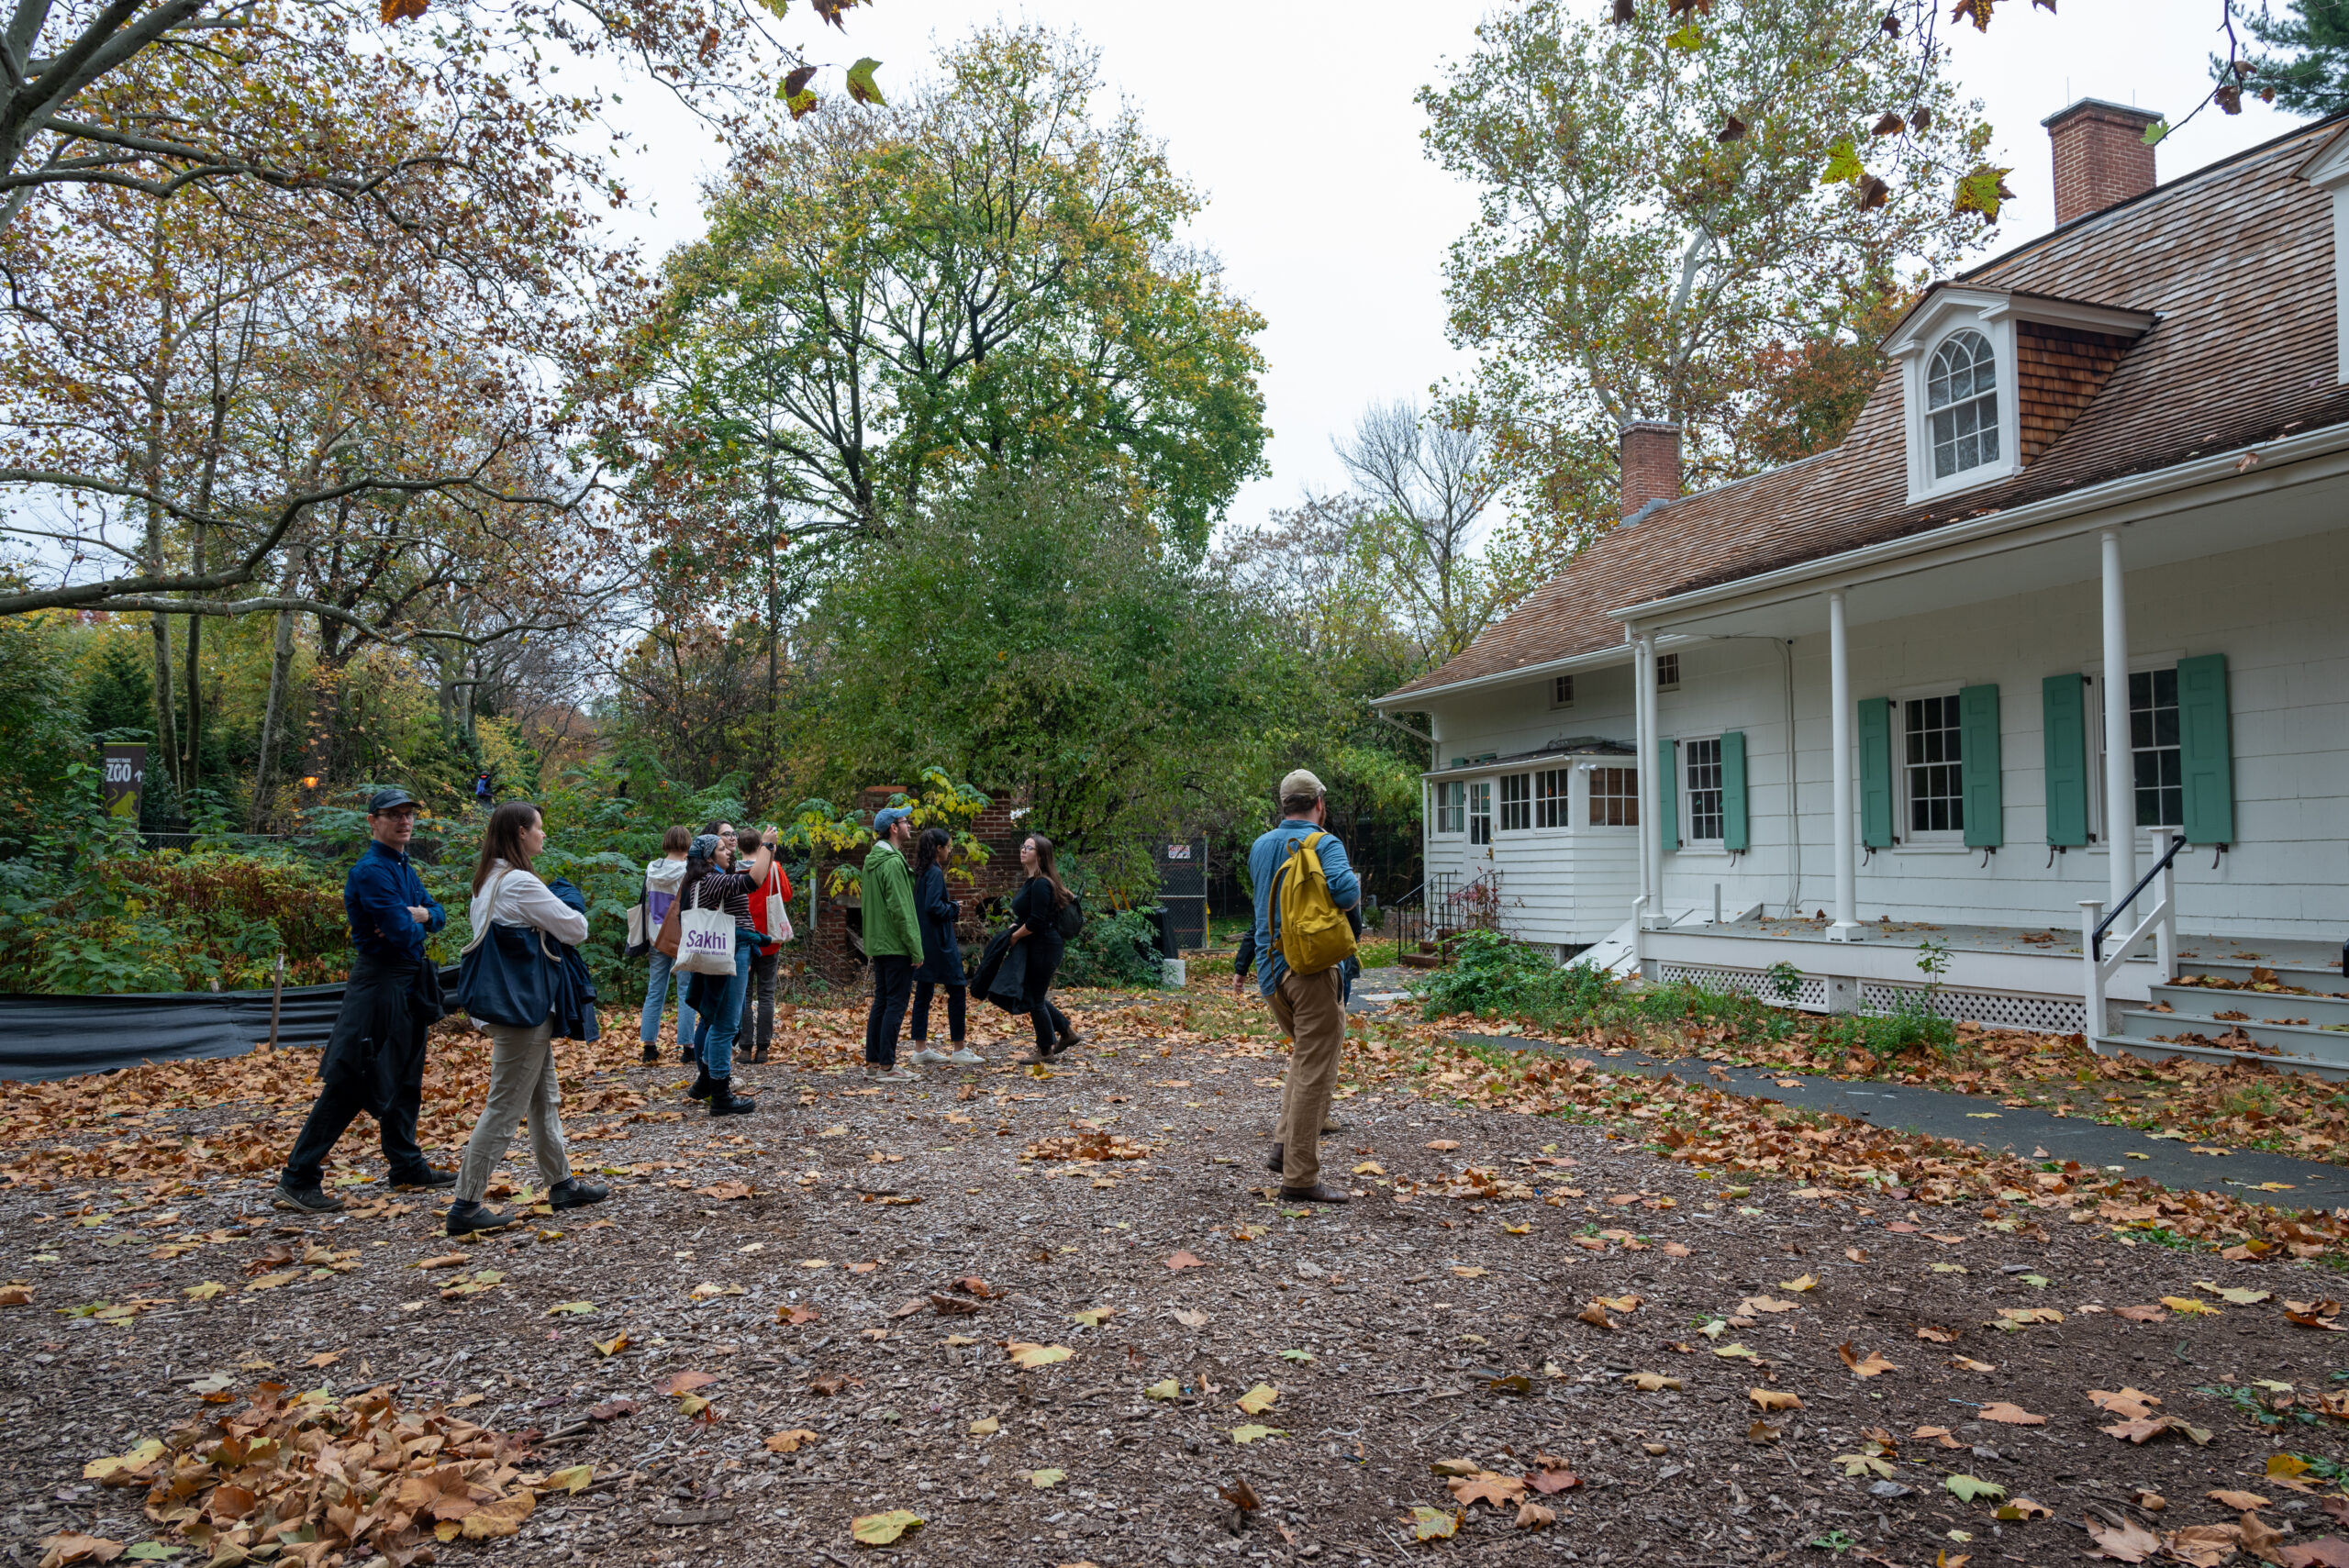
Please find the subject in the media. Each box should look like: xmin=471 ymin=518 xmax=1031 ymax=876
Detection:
xmin=273 ymin=787 xmax=457 ymax=1211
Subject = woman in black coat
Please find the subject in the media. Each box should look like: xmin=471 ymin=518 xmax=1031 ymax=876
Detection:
xmin=1008 ymin=832 xmax=1084 ymax=1064
xmin=906 ymin=828 xmax=980 ymax=1066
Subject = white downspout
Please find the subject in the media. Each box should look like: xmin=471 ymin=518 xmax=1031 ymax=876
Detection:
xmin=2100 ymin=528 xmax=2136 ymax=920
xmin=1827 ymin=591 xmax=1860 ymax=942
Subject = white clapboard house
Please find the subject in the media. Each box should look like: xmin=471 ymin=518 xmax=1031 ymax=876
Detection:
xmin=1372 ymin=102 xmax=2349 ymax=1077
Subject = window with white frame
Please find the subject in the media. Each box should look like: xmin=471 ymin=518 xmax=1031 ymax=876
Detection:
xmin=1550 ymin=673 xmax=1575 ymax=709
xmin=1927 ymin=331 xmax=1999 ymax=480
xmin=1682 ymin=738 xmax=1724 ymax=842
xmin=1534 ymin=768 xmax=1569 ymax=828
xmin=1435 ymin=780 xmax=1464 ymax=835
xmin=1655 ymin=652 xmax=1681 ymax=692
xmin=1467 ymin=781 xmax=1493 ymax=846
xmin=1588 ymin=766 xmax=1638 ymax=828
xmin=1901 ymin=694 xmax=1965 ymax=837
xmin=2129 ymin=667 xmax=2183 ymax=828
xmin=1498 ymin=773 xmax=1531 ymax=831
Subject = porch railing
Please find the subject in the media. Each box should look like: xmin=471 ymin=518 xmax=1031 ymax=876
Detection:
xmin=2079 ymin=828 xmax=2180 ymax=1039
xmin=1388 ymin=874 xmax=1460 ymax=967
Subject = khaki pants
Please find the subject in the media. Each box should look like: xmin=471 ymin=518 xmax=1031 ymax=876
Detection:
xmin=456 ymin=1018 xmax=572 ymax=1205
xmin=1271 ymin=966 xmax=1347 ymax=1189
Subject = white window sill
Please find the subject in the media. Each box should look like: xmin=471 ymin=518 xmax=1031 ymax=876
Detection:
xmin=1673 ymin=842 xmax=1731 ymax=858
xmin=1889 ymin=840 xmax=1972 ymax=856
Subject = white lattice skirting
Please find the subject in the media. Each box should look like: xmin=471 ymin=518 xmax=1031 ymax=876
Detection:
xmin=1860 ymin=980 xmax=2087 ymax=1035
xmin=1655 ymin=962 xmax=1830 ymax=1012
xmin=1654 ymin=962 xmax=2086 ymax=1036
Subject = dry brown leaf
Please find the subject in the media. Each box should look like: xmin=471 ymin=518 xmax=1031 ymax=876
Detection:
xmin=1836 ymin=1341 xmax=1898 ymax=1378
xmin=2085 ymin=1515 xmax=2164 ymax=1562
xmin=1976 ymin=1402 xmax=2045 ymax=1425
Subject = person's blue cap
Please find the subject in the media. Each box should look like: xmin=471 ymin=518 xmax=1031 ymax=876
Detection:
xmin=691 ymin=832 xmax=721 ymax=860
xmin=367 ymin=787 xmax=418 ymax=814
xmin=872 ymin=806 xmax=912 ymax=836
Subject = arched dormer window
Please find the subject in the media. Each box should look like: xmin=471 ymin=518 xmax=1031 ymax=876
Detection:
xmin=1927 ymin=330 xmax=1999 ymax=479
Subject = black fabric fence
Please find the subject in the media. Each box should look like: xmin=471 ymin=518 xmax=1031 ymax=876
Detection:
xmin=0 ymin=969 xmax=457 ymax=1083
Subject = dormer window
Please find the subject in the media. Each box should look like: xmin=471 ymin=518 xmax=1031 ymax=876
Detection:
xmin=1886 ymin=285 xmax=2153 ymax=506
xmin=1927 ymin=331 xmax=1999 ymax=479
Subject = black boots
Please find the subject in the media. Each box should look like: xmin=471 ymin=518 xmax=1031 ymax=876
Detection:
xmin=708 ymin=1076 xmax=756 ymax=1117
xmin=688 ymin=1063 xmax=714 ymax=1101
xmin=1265 ymin=1143 xmax=1285 ymax=1174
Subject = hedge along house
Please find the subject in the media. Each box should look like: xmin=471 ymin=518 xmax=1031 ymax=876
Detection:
xmin=1373 ymin=103 xmax=2349 ymax=1076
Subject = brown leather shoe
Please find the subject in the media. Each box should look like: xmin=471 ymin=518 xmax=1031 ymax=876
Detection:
xmin=1264 ymin=1143 xmax=1284 ymax=1174
xmin=1277 ymin=1184 xmax=1352 ymax=1205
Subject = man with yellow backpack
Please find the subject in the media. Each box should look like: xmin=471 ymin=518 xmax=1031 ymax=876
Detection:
xmin=1248 ymin=768 xmax=1361 ymax=1203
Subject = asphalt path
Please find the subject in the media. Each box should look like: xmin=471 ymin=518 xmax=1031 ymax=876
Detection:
xmin=1345 ymin=971 xmax=2349 ymax=1207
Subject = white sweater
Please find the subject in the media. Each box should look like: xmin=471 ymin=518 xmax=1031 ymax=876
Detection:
xmin=469 ymin=860 xmax=589 ymax=947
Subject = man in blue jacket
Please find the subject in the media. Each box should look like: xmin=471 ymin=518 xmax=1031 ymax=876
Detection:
xmin=273 ymin=788 xmax=456 ymax=1212
xmin=1249 ymin=768 xmax=1360 ymax=1204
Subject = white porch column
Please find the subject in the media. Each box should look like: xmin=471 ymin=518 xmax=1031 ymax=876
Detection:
xmin=1826 ymin=590 xmax=1860 ymax=941
xmin=2099 ymin=528 xmax=2136 ymax=918
xmin=1634 ymin=631 xmax=1660 ymax=924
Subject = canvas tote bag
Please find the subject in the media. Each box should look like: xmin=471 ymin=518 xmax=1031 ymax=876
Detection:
xmin=674 ymin=876 xmax=738 ymax=976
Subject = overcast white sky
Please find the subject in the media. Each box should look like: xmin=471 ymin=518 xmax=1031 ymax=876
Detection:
xmin=596 ymin=1 xmax=2306 ymax=538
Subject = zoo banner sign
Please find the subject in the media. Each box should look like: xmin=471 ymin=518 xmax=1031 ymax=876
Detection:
xmin=102 ymin=742 xmax=146 ymax=821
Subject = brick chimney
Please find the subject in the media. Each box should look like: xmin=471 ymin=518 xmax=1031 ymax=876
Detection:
xmin=1619 ymin=420 xmax=1681 ymax=520
xmin=2043 ymin=98 xmax=2162 ymax=227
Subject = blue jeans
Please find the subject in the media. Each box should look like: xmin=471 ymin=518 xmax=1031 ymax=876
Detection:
xmin=688 ymin=929 xmax=759 ymax=1077
xmin=639 ymin=950 xmax=698 ymax=1048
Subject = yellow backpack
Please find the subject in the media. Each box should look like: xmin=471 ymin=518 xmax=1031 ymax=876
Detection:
xmin=1272 ymin=831 xmax=1356 ymax=977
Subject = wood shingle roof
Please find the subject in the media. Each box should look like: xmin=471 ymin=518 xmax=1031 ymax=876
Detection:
xmin=1383 ymin=117 xmax=2349 ymax=704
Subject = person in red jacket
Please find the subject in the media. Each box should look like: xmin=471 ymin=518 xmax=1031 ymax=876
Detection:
xmin=737 ymin=827 xmax=795 ymax=1065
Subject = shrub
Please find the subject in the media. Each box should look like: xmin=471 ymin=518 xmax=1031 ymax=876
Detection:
xmin=1059 ymin=905 xmax=1168 ymax=990
xmin=1417 ymin=929 xmax=1796 ymax=1048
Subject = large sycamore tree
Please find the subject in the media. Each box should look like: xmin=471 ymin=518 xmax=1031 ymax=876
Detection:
xmin=1421 ymin=0 xmax=1992 ymax=534
xmin=629 ymin=25 xmax=1270 ymax=563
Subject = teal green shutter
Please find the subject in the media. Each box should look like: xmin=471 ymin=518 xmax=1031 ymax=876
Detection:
xmin=2042 ymin=674 xmax=2088 ymax=847
xmin=1659 ymin=740 xmax=1679 ymax=851
xmin=1720 ymin=730 xmax=1749 ymax=851
xmin=1858 ymin=697 xmax=1894 ymax=849
xmin=2176 ymin=653 xmax=2234 ymax=844
xmin=1959 ymin=684 xmax=2003 ymax=849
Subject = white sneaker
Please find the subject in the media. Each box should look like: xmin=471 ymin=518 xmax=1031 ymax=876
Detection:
xmin=946 ymin=1048 xmax=985 ymax=1066
xmin=906 ymin=1047 xmax=950 ymax=1066
xmin=871 ymin=1067 xmax=916 ymax=1083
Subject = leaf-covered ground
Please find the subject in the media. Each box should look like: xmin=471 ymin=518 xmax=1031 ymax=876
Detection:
xmin=1414 ymin=984 xmax=2349 ymax=1170
xmin=4 ymin=970 xmax=2348 ymax=1568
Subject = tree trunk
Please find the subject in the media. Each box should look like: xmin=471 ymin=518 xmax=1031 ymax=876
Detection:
xmin=250 ymin=606 xmax=296 ymax=831
xmin=150 ymin=609 xmax=179 ymax=795
xmin=182 ymin=584 xmax=201 ymax=797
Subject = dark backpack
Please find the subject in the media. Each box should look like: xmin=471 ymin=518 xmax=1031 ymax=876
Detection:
xmin=1054 ymin=892 xmax=1085 ymax=940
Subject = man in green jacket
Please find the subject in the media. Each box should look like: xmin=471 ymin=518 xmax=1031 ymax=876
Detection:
xmin=862 ymin=806 xmax=926 ymax=1080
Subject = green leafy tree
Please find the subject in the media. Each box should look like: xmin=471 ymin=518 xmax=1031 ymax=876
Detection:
xmin=2234 ymin=0 xmax=2349 ymax=116
xmin=1419 ymin=0 xmax=1990 ymax=538
xmin=629 ymin=24 xmax=1269 ymax=564
xmin=798 ymin=465 xmax=1290 ymax=895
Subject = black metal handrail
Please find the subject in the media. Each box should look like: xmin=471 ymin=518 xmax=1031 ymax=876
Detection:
xmin=2091 ymin=831 xmax=2188 ymax=962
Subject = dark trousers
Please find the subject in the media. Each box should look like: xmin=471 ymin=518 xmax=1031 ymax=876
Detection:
xmin=283 ymin=1022 xmax=430 ymax=1187
xmin=1029 ymin=995 xmax=1072 ymax=1052
xmin=740 ymin=948 xmax=778 ymax=1051
xmin=864 ymin=954 xmax=914 ymax=1066
xmin=910 ymin=979 xmax=965 ymax=1043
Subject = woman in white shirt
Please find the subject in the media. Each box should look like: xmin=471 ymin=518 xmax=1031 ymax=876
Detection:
xmin=448 ymin=800 xmax=607 ymax=1236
